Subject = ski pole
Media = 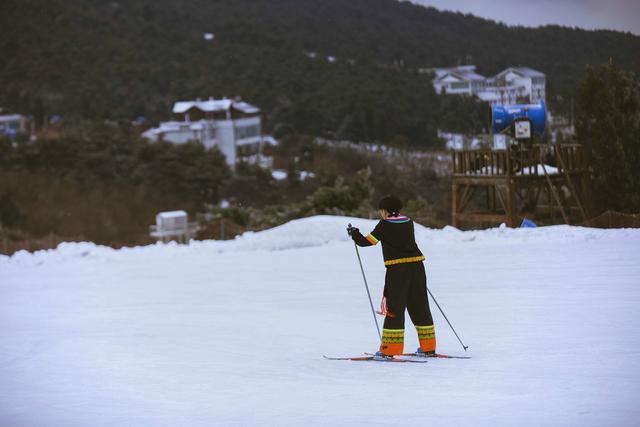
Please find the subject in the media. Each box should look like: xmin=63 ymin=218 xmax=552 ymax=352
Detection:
xmin=427 ymin=286 xmax=469 ymax=351
xmin=350 ymin=232 xmax=382 ymax=342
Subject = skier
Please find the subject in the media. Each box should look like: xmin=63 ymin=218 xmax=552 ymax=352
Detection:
xmin=347 ymin=196 xmax=436 ymax=357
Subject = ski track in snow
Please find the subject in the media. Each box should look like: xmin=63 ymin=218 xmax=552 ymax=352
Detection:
xmin=1 ymin=215 xmax=640 ymax=426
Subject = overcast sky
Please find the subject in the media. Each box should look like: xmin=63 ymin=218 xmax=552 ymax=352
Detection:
xmin=410 ymin=0 xmax=640 ymax=35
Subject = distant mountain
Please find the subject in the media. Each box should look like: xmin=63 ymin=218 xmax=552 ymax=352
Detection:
xmin=1 ymin=0 xmax=638 ymax=145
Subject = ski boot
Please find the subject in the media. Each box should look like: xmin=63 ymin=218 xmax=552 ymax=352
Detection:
xmin=373 ymin=351 xmax=395 ymax=361
xmin=415 ymin=347 xmax=436 ymax=357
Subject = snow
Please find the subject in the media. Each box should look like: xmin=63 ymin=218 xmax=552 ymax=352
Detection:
xmin=173 ymin=99 xmax=233 ymax=114
xmin=232 ymin=101 xmax=260 ymax=115
xmin=468 ymin=164 xmax=559 ymax=175
xmin=271 ymin=169 xmax=287 ymax=180
xmin=157 ymin=210 xmax=187 ymax=219
xmin=271 ymin=169 xmax=315 ymax=181
xmin=0 ymin=114 xmax=26 ymax=123
xmin=172 ymin=98 xmax=260 ymax=115
xmin=262 ymin=135 xmax=279 ymax=146
xmin=2 ymin=216 xmax=640 ymax=426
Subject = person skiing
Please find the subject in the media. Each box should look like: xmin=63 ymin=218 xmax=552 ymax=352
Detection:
xmin=347 ymin=196 xmax=436 ymax=357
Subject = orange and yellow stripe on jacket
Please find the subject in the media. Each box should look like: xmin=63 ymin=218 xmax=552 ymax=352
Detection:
xmin=365 ymin=233 xmax=379 ymax=245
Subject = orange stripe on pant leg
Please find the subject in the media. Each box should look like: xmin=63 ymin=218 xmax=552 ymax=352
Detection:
xmin=417 ymin=325 xmax=436 ymax=353
xmin=419 ymin=337 xmax=436 ymax=353
xmin=379 ymin=342 xmax=403 ymax=356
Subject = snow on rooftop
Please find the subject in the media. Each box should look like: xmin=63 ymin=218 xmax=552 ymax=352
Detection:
xmin=156 ymin=210 xmax=187 ymax=219
xmin=172 ymin=99 xmax=232 ymax=114
xmin=433 ymin=65 xmax=545 ymax=83
xmin=263 ymin=135 xmax=279 ymax=146
xmin=515 ymin=66 xmax=546 ymax=77
xmin=172 ymin=98 xmax=260 ymax=115
xmin=434 ymin=69 xmax=486 ymax=82
xmin=499 ymin=66 xmax=546 ymax=78
xmin=0 ymin=114 xmax=26 ymax=122
xmin=232 ymin=101 xmax=260 ymax=114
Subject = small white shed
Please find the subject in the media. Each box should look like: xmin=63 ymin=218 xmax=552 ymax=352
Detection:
xmin=150 ymin=210 xmax=199 ymax=243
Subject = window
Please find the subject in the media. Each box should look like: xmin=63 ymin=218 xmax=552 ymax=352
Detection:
xmin=450 ymin=82 xmax=470 ymax=90
xmin=235 ymin=124 xmax=260 ymax=139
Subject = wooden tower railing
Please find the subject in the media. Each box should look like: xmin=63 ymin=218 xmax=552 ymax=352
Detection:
xmin=451 ymin=144 xmax=591 ymax=228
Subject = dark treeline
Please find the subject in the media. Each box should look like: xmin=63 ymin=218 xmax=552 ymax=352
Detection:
xmin=1 ymin=0 xmax=638 ymax=145
xmin=0 ymin=124 xmax=231 ymax=210
xmin=0 ymin=125 xmax=448 ymax=250
xmin=0 ymin=124 xmax=230 ymax=247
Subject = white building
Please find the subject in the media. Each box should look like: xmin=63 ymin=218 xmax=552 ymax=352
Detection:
xmin=142 ymin=97 xmax=273 ymax=168
xmin=430 ymin=65 xmax=546 ymax=105
xmin=479 ymin=67 xmax=547 ymax=105
xmin=0 ymin=114 xmax=28 ymax=138
xmin=431 ymin=65 xmax=487 ymax=96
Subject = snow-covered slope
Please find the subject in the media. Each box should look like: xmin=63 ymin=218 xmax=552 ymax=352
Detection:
xmin=2 ymin=216 xmax=640 ymax=426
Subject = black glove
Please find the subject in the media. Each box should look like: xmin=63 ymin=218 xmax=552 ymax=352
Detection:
xmin=346 ymin=224 xmax=359 ymax=237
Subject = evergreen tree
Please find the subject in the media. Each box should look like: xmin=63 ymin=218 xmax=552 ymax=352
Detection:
xmin=576 ymin=64 xmax=640 ymax=212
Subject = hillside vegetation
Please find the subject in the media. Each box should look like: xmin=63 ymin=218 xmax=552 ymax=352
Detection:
xmin=1 ymin=0 xmax=638 ymax=253
xmin=1 ymin=0 xmax=638 ymax=145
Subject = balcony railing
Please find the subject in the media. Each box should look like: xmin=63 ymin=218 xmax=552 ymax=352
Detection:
xmin=452 ymin=144 xmax=587 ymax=177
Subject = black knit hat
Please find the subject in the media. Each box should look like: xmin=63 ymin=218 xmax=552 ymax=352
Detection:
xmin=378 ymin=196 xmax=403 ymax=216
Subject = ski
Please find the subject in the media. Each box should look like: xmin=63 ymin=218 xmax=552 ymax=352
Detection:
xmin=363 ymin=352 xmax=471 ymax=360
xmin=399 ymin=352 xmax=471 ymax=359
xmin=323 ymin=355 xmax=427 ymax=363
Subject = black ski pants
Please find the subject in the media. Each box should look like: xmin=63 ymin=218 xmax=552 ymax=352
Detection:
xmin=383 ymin=261 xmax=433 ymax=329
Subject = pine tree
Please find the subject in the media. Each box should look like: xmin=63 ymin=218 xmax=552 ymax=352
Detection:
xmin=576 ymin=64 xmax=640 ymax=213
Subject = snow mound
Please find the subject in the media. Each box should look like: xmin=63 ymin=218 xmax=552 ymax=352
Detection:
xmin=2 ymin=215 xmax=640 ymax=268
xmin=2 ymin=214 xmax=640 ymax=426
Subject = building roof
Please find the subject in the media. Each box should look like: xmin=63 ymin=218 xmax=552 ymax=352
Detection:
xmin=432 ymin=65 xmax=477 ymax=77
xmin=433 ymin=66 xmax=486 ymax=83
xmin=172 ymin=98 xmax=260 ymax=114
xmin=173 ymin=99 xmax=232 ymax=114
xmin=497 ymin=67 xmax=545 ymax=79
xmin=232 ymin=101 xmax=260 ymax=114
xmin=157 ymin=210 xmax=188 ymax=219
xmin=0 ymin=114 xmax=26 ymax=123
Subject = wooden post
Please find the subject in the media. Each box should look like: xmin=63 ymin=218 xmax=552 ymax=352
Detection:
xmin=541 ymin=157 xmax=569 ymax=224
xmin=451 ymin=150 xmax=456 ymax=174
xmin=555 ymin=145 xmax=588 ymax=222
xmin=505 ymin=146 xmax=516 ymax=226
xmin=491 ymin=185 xmax=496 ymax=212
xmin=485 ymin=186 xmax=490 ymax=212
xmin=506 ymin=178 xmax=517 ymax=227
xmin=452 ymin=183 xmax=458 ymax=228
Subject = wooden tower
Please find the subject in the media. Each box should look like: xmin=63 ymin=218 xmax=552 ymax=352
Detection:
xmin=451 ymin=143 xmax=592 ymax=228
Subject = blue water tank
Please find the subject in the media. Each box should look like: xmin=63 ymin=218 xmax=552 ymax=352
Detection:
xmin=491 ymin=102 xmax=546 ymax=135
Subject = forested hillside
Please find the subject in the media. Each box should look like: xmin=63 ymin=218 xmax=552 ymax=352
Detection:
xmin=1 ymin=0 xmax=638 ymax=145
